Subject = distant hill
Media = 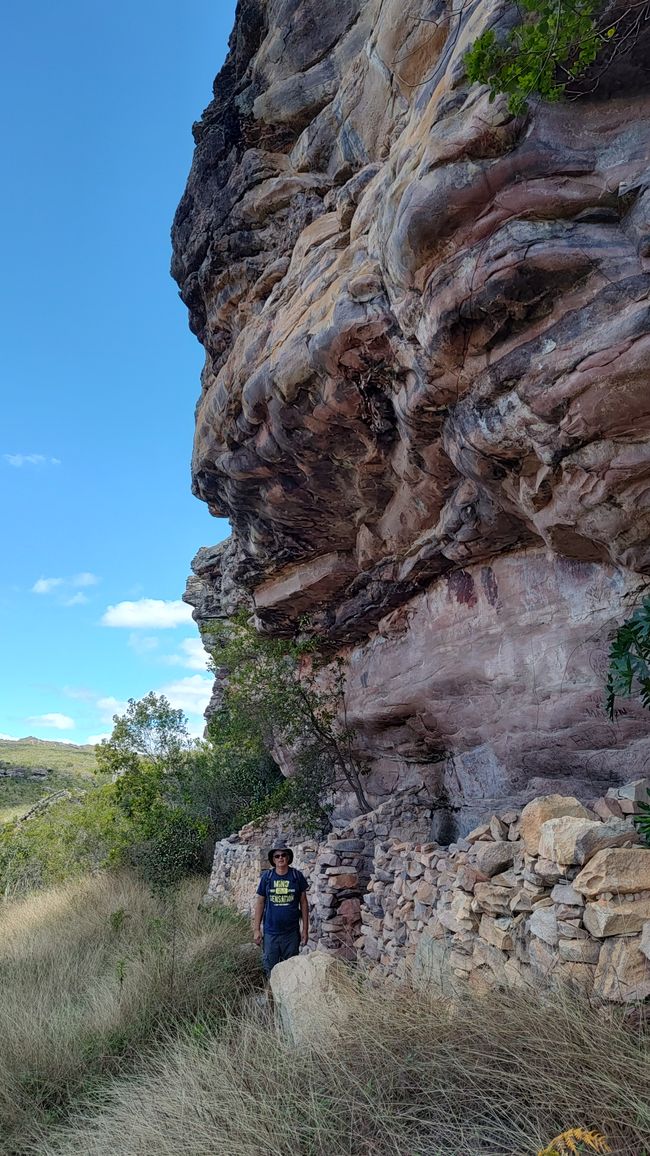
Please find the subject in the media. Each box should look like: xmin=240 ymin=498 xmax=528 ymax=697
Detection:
xmin=0 ymin=738 xmax=98 ymax=824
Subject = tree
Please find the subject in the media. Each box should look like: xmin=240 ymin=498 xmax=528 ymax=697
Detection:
xmin=205 ymin=615 xmax=371 ymax=824
xmin=95 ymin=692 xmax=191 ymax=779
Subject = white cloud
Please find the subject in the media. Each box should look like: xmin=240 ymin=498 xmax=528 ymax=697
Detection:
xmin=72 ymin=572 xmax=99 ymax=588
xmin=86 ymin=733 xmax=111 ymax=745
xmin=27 ymin=713 xmax=75 ymax=731
xmin=0 ymin=732 xmax=21 ymax=741
xmin=128 ymin=633 xmax=160 ymax=656
xmin=32 ymin=572 xmax=100 ymax=600
xmin=32 ymin=576 xmax=64 ymax=594
xmin=101 ymin=598 xmax=193 ymax=629
xmin=96 ymin=696 xmax=129 ymax=724
xmin=4 ymin=453 xmax=61 ymax=468
xmin=155 ymin=675 xmax=213 ymax=720
xmin=162 ymin=637 xmax=209 ymax=671
xmin=62 ymin=686 xmax=96 ymax=701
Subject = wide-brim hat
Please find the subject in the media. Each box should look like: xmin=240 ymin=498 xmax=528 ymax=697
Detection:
xmin=268 ymin=841 xmax=294 ymax=865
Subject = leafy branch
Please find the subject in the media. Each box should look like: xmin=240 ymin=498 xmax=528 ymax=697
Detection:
xmin=605 ymin=596 xmax=650 ymax=719
xmin=465 ymin=0 xmax=615 ymax=114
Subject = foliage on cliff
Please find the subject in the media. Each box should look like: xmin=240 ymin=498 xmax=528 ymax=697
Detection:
xmin=465 ymin=0 xmax=613 ymax=113
xmin=205 ymin=614 xmax=371 ymax=824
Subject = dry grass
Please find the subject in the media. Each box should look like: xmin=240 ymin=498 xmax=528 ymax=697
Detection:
xmin=36 ymin=973 xmax=650 ymax=1156
xmin=0 ymin=873 xmax=261 ymax=1154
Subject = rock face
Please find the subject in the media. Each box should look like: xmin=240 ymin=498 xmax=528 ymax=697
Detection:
xmin=173 ymin=0 xmax=650 ymax=821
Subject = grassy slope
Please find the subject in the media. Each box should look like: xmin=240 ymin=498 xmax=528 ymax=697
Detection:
xmin=0 ymin=739 xmax=98 ymax=825
xmin=0 ymin=872 xmax=260 ymax=1155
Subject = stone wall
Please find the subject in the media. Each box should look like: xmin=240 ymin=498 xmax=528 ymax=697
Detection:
xmin=207 ymin=781 xmax=650 ymax=1002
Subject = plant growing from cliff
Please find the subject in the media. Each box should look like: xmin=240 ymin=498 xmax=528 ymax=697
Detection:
xmin=204 ymin=614 xmax=372 ymax=825
xmin=605 ymin=596 xmax=650 ymax=719
xmin=465 ymin=0 xmax=614 ymax=114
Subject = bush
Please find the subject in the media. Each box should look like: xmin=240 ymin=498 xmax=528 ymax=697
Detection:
xmin=0 ymin=785 xmax=131 ymax=898
xmin=465 ymin=0 xmax=612 ymax=114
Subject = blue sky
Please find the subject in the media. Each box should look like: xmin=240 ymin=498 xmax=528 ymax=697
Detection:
xmin=0 ymin=1 xmax=237 ymax=743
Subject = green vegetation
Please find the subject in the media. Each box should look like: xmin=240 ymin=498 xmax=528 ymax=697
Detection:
xmin=465 ymin=0 xmax=614 ymax=114
xmin=36 ymin=974 xmax=649 ymax=1156
xmin=205 ymin=613 xmax=371 ymax=827
xmin=0 ymin=739 xmax=97 ymax=825
xmin=605 ymin=596 xmax=650 ymax=720
xmin=0 ymin=872 xmax=260 ymax=1154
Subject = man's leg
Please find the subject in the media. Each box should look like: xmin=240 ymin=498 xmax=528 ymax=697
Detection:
xmin=277 ymin=929 xmax=301 ymax=964
xmin=262 ymin=933 xmax=282 ymax=978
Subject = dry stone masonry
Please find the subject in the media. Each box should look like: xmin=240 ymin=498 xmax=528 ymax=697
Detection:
xmin=209 ymin=780 xmax=650 ymax=1002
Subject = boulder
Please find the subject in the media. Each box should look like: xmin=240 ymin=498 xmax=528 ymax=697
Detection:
xmin=593 ymin=936 xmax=650 ymax=1001
xmin=479 ymin=914 xmax=514 ymax=951
xmin=573 ymin=848 xmax=650 ymax=897
xmin=472 ymin=841 xmax=516 ymax=877
xmin=538 ymin=816 xmax=637 ymax=866
xmin=582 ymin=896 xmax=650 ymax=938
xmin=558 ymin=938 xmax=600 ymax=964
xmin=528 ymin=908 xmax=559 ymax=947
xmin=270 ymin=951 xmax=352 ymax=1042
xmin=641 ymin=922 xmax=650 ymax=962
xmin=519 ymin=797 xmax=592 ymax=856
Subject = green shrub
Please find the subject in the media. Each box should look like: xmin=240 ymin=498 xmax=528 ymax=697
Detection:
xmin=465 ymin=0 xmax=612 ymax=114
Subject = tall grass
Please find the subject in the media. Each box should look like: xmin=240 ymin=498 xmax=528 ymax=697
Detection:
xmin=37 ymin=975 xmax=650 ymax=1156
xmin=0 ymin=872 xmax=261 ymax=1154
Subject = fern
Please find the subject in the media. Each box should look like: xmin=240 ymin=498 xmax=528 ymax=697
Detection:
xmin=605 ymin=596 xmax=650 ymax=719
xmin=538 ymin=1127 xmax=611 ymax=1154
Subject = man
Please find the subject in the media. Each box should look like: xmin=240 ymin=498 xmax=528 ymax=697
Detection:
xmin=253 ymin=840 xmax=309 ymax=976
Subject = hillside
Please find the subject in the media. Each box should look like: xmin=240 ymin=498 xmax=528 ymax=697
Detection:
xmin=0 ymin=738 xmax=98 ymax=825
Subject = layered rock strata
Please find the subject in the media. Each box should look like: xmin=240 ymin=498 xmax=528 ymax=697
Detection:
xmin=175 ymin=0 xmax=650 ymax=812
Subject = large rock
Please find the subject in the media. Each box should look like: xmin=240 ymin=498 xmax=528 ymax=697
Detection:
xmin=175 ymin=0 xmax=650 ymax=817
xmin=582 ymin=896 xmax=650 ymax=937
xmin=573 ymin=849 xmax=650 ymax=897
xmin=537 ymin=816 xmax=638 ymax=866
xmin=593 ymin=936 xmax=650 ymax=1002
xmin=519 ymin=797 xmax=592 ymax=856
xmin=269 ymin=951 xmax=351 ymax=1042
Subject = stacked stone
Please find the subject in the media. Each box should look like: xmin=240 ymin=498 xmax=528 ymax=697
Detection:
xmin=360 ymin=779 xmax=650 ymax=1003
xmin=307 ymin=788 xmax=434 ymax=958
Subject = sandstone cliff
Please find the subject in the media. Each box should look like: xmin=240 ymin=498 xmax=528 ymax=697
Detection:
xmin=173 ymin=0 xmax=650 ymax=829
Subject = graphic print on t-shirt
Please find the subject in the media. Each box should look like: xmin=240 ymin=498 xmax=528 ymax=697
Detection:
xmin=259 ymin=868 xmax=307 ymax=935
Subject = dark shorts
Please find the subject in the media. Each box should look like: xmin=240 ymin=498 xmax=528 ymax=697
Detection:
xmin=262 ymin=929 xmax=300 ymax=976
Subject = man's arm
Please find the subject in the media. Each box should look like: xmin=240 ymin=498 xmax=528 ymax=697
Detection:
xmin=253 ymin=895 xmax=265 ymax=945
xmin=299 ymin=891 xmax=309 ymax=946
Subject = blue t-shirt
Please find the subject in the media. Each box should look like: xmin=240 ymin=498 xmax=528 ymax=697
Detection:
xmin=257 ymin=867 xmax=308 ymax=935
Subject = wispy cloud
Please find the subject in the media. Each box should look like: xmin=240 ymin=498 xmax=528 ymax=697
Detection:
xmin=32 ymin=577 xmax=65 ymax=594
xmin=27 ymin=712 xmax=75 ymax=731
xmin=101 ymin=598 xmax=193 ymax=629
xmin=32 ymin=573 xmax=100 ymax=601
xmin=4 ymin=453 xmax=61 ymax=467
xmin=128 ymin=633 xmax=160 ymax=656
xmin=0 ymin=732 xmax=21 ymax=741
xmin=96 ymin=696 xmax=130 ymax=724
xmin=162 ymin=637 xmax=209 ymax=672
xmin=155 ymin=675 xmax=213 ymax=720
xmin=86 ymin=732 xmax=111 ymax=745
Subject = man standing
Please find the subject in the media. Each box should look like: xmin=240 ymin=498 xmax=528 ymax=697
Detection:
xmin=253 ymin=841 xmax=309 ymax=976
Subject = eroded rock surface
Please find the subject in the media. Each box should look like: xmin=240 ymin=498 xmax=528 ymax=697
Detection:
xmin=174 ymin=0 xmax=650 ymax=818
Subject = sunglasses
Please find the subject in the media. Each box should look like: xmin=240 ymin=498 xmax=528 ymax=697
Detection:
xmin=273 ymin=852 xmax=289 ymax=859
